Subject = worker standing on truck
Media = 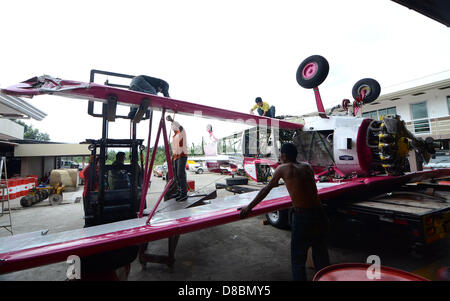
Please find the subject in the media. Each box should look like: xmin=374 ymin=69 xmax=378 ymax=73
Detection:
xmin=250 ymin=97 xmax=276 ymax=118
xmin=128 ymin=75 xmax=170 ymax=118
xmin=240 ymin=142 xmax=330 ymax=281
xmin=166 ymin=115 xmax=188 ymax=202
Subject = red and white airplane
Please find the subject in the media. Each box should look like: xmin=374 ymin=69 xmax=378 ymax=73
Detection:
xmin=0 ymin=55 xmax=447 ymax=277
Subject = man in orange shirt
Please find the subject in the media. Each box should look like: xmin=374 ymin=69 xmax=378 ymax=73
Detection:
xmin=166 ymin=116 xmax=188 ymax=202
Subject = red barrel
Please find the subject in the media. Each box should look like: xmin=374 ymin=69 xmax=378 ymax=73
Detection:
xmin=187 ymin=180 xmax=195 ymax=191
xmin=0 ymin=180 xmax=6 ymax=201
xmin=313 ymin=263 xmax=429 ymax=281
xmin=28 ymin=175 xmax=38 ymax=187
xmin=21 ymin=178 xmax=29 ymax=196
xmin=19 ymin=178 xmax=27 ymax=197
xmin=27 ymin=177 xmax=34 ymax=190
xmin=7 ymin=179 xmax=18 ymax=199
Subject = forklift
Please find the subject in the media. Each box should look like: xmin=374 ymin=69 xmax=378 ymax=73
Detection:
xmin=79 ymin=70 xmax=152 ymax=279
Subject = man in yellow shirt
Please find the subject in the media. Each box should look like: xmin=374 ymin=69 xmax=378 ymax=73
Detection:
xmin=250 ymin=97 xmax=276 ymax=118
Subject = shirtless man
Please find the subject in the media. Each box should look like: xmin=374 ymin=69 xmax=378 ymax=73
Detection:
xmin=240 ymin=142 xmax=330 ymax=280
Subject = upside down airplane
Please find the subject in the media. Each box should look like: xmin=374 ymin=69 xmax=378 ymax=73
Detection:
xmin=0 ymin=55 xmax=449 ymax=277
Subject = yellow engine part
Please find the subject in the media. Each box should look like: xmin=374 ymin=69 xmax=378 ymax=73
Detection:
xmin=396 ymin=137 xmax=410 ymax=157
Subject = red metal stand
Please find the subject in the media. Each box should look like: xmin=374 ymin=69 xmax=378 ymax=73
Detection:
xmin=137 ymin=109 xmax=175 ymax=224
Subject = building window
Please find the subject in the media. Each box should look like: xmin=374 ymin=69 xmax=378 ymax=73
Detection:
xmin=362 ymin=110 xmax=378 ymax=119
xmin=362 ymin=107 xmax=396 ymax=120
xmin=411 ymin=101 xmax=430 ymax=133
xmin=379 ymin=107 xmax=397 ymax=118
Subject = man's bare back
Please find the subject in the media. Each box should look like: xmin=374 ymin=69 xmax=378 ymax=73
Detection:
xmin=276 ymin=162 xmax=320 ymax=209
xmin=239 ymin=160 xmax=321 ymax=219
xmin=239 ymin=142 xmax=330 ymax=280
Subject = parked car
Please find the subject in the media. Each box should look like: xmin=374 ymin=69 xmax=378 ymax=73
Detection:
xmin=153 ymin=165 xmax=163 ymax=177
xmin=61 ymin=160 xmax=80 ymax=169
xmin=162 ymin=162 xmax=168 ymax=180
xmin=189 ymin=161 xmax=207 ymax=174
xmin=423 ymin=152 xmax=450 ymax=169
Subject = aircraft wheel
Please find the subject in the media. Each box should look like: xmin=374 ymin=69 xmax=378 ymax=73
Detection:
xmin=352 ymin=78 xmax=381 ymax=104
xmin=296 ymin=55 xmax=329 ymax=89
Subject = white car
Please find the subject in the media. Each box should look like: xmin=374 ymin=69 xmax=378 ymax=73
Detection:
xmin=189 ymin=161 xmax=207 ymax=174
xmin=423 ymin=154 xmax=450 ymax=169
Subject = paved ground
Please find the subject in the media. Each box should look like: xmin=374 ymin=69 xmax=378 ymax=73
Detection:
xmin=0 ymin=172 xmax=449 ymax=281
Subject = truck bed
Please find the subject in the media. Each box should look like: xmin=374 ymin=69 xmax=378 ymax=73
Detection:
xmin=349 ymin=187 xmax=450 ymax=217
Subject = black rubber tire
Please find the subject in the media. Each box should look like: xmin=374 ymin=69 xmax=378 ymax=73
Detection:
xmin=352 ymin=78 xmax=381 ymax=104
xmin=20 ymin=197 xmax=32 ymax=207
xmin=266 ymin=209 xmax=290 ymax=229
xmin=196 ymin=168 xmax=204 ymax=174
xmin=296 ymin=55 xmax=329 ymax=89
xmin=40 ymin=190 xmax=49 ymax=200
xmin=225 ymin=176 xmax=248 ymax=186
xmin=49 ymin=194 xmax=63 ymax=206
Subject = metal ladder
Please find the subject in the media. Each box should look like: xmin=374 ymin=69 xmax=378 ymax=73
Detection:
xmin=0 ymin=156 xmax=13 ymax=235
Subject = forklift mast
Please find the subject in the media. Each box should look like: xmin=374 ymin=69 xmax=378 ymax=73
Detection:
xmin=83 ymin=70 xmax=149 ymax=227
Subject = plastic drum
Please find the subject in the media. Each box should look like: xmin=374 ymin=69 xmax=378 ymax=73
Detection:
xmin=7 ymin=179 xmax=18 ymax=199
xmin=313 ymin=263 xmax=429 ymax=281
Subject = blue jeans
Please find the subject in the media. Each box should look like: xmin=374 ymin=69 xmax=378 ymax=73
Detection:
xmin=130 ymin=76 xmax=158 ymax=94
xmin=291 ymin=207 xmax=330 ymax=281
xmin=257 ymin=106 xmax=275 ymax=118
xmin=128 ymin=76 xmax=155 ymax=118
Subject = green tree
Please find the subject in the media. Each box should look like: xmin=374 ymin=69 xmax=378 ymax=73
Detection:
xmin=14 ymin=120 xmax=51 ymax=141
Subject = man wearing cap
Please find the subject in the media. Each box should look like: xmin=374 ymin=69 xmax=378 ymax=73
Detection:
xmin=250 ymin=97 xmax=276 ymax=118
xmin=166 ymin=116 xmax=188 ymax=202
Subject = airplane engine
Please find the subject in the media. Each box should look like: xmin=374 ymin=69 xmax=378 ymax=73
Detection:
xmin=366 ymin=115 xmax=436 ymax=175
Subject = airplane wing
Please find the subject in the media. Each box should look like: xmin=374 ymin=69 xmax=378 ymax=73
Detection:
xmin=1 ymin=168 xmax=449 ymax=274
xmin=1 ymin=76 xmax=303 ymax=130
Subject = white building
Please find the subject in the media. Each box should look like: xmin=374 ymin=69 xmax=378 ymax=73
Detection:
xmin=361 ymin=74 xmax=450 ymax=148
xmin=0 ymin=93 xmax=90 ymax=178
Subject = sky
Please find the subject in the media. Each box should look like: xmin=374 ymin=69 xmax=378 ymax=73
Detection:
xmin=0 ymin=0 xmax=449 ymax=148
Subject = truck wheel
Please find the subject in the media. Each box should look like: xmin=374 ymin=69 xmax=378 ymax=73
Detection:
xmin=352 ymin=78 xmax=381 ymax=104
xmin=49 ymin=194 xmax=63 ymax=206
xmin=196 ymin=168 xmax=204 ymax=174
xmin=296 ymin=55 xmax=329 ymax=89
xmin=266 ymin=209 xmax=290 ymax=229
xmin=225 ymin=177 xmax=248 ymax=186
